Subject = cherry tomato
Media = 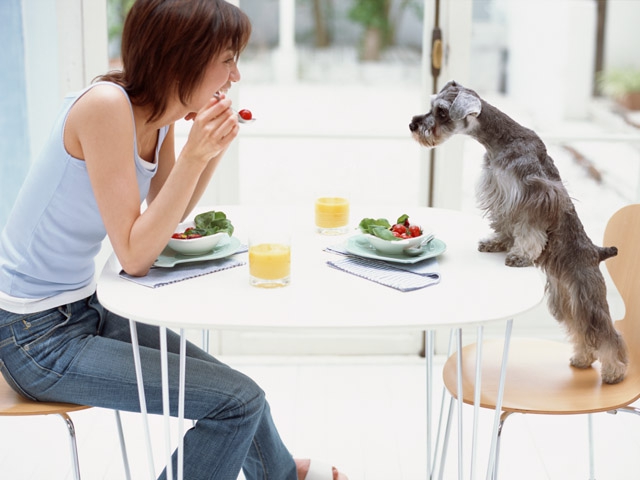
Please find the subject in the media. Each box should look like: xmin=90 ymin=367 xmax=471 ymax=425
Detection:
xmin=172 ymin=227 xmax=204 ymax=239
xmin=391 ymin=224 xmax=407 ymax=235
xmin=238 ymin=109 xmax=253 ymax=120
xmin=409 ymin=225 xmax=422 ymax=237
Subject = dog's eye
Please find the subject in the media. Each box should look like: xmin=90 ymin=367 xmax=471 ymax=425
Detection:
xmin=435 ymin=106 xmax=448 ymax=119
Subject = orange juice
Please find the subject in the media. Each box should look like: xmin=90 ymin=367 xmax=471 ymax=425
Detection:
xmin=249 ymin=243 xmax=291 ymax=287
xmin=315 ymin=197 xmax=350 ymax=234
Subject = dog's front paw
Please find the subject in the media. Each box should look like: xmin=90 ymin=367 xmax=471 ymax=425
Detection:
xmin=570 ymin=353 xmax=595 ymax=369
xmin=478 ymin=240 xmax=508 ymax=253
xmin=505 ymin=253 xmax=533 ymax=267
xmin=600 ymin=361 xmax=627 ymax=384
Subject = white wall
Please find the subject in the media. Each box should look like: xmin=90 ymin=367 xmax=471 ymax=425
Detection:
xmin=604 ymin=0 xmax=640 ymax=70
xmin=504 ymin=0 xmax=596 ymax=124
xmin=22 ymin=0 xmax=108 ymax=161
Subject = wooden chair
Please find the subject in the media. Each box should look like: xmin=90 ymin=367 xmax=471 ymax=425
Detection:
xmin=442 ymin=203 xmax=640 ymax=479
xmin=0 ymin=375 xmax=131 ymax=479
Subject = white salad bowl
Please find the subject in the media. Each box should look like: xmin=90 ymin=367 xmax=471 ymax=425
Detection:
xmin=167 ymin=222 xmax=228 ymax=255
xmin=363 ymin=231 xmax=432 ymax=256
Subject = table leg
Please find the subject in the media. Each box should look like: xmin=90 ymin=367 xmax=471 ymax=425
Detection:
xmin=114 ymin=410 xmax=132 ymax=480
xmin=159 ymin=327 xmax=188 ymax=480
xmin=178 ymin=329 xmax=187 ymax=480
xmin=159 ymin=327 xmax=174 ymax=480
xmin=485 ymin=319 xmax=513 ymax=480
xmin=470 ymin=326 xmax=484 ymax=480
xmin=201 ymin=329 xmax=210 ymax=353
xmin=455 ymin=328 xmax=464 ymax=480
xmin=129 ymin=319 xmax=156 ymax=480
xmin=433 ymin=330 xmax=456 ymax=479
xmin=129 ymin=322 xmax=189 ymax=480
xmin=425 ymin=330 xmax=434 ymax=479
xmin=437 ymin=395 xmax=455 ymax=480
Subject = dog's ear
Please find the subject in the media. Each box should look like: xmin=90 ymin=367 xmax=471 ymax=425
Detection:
xmin=450 ymin=92 xmax=482 ymax=121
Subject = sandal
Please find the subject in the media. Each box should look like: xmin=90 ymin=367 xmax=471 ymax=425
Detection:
xmin=304 ymin=459 xmax=348 ymax=480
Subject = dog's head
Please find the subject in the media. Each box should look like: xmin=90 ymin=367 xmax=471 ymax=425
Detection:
xmin=409 ymin=80 xmax=482 ymax=148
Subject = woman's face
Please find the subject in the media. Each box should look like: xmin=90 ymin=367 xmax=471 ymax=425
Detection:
xmin=184 ymin=48 xmax=241 ymax=120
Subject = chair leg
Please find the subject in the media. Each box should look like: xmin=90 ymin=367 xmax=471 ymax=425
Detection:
xmin=490 ymin=411 xmax=512 ymax=480
xmin=588 ymin=413 xmax=595 ymax=480
xmin=613 ymin=406 xmax=640 ymax=417
xmin=58 ymin=412 xmax=81 ymax=480
xmin=114 ymin=410 xmax=132 ymax=480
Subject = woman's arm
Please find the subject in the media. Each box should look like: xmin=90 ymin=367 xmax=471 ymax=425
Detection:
xmin=148 ymin=124 xmax=229 ymax=223
xmin=67 ymin=84 xmax=238 ymax=276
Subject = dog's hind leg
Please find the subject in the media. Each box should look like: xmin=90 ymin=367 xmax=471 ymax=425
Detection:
xmin=567 ymin=275 xmax=628 ymax=384
xmin=598 ymin=328 xmax=628 ymax=384
xmin=546 ymin=276 xmax=594 ymax=364
xmin=505 ymin=223 xmax=547 ymax=267
xmin=547 ymin=275 xmax=598 ymax=368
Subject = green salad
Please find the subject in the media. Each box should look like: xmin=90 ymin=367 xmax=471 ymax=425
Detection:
xmin=172 ymin=210 xmax=234 ymax=239
xmin=358 ymin=214 xmax=423 ymax=241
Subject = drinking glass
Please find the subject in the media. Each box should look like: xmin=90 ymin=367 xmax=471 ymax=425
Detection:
xmin=248 ymin=231 xmax=291 ymax=288
xmin=314 ymin=196 xmax=350 ymax=235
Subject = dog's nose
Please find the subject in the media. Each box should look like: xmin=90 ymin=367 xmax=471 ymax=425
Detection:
xmin=409 ymin=115 xmax=425 ymax=132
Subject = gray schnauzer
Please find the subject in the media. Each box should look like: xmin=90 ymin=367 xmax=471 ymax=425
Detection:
xmin=409 ymin=80 xmax=628 ymax=384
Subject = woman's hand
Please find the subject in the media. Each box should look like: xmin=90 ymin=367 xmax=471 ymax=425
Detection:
xmin=180 ymin=94 xmax=239 ymax=168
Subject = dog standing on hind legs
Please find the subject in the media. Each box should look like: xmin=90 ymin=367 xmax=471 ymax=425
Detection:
xmin=409 ymin=80 xmax=628 ymax=384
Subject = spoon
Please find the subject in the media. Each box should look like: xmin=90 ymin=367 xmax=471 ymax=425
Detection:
xmin=212 ymin=93 xmax=256 ymax=124
xmin=403 ymin=233 xmax=435 ymax=257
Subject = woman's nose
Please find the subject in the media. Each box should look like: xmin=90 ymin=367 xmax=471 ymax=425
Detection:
xmin=230 ymin=63 xmax=241 ymax=83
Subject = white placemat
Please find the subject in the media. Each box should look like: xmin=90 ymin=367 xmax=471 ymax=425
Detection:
xmin=119 ymin=257 xmax=245 ymax=288
xmin=325 ymin=243 xmax=440 ymax=292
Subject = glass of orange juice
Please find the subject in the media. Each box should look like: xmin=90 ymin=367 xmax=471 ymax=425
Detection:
xmin=315 ymin=196 xmax=350 ymax=235
xmin=248 ymin=232 xmax=291 ymax=288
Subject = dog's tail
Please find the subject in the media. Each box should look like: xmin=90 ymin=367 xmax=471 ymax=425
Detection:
xmin=598 ymin=245 xmax=618 ymax=262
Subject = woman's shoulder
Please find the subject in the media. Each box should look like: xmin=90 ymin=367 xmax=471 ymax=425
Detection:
xmin=64 ymin=82 xmax=135 ymax=156
xmin=76 ymin=82 xmax=130 ymax=109
xmin=69 ymin=82 xmax=133 ymax=127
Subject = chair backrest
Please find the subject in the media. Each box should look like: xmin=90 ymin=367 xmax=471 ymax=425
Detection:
xmin=604 ymin=204 xmax=640 ymax=367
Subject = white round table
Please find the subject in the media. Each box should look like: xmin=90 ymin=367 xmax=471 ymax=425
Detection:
xmin=98 ymin=205 xmax=545 ymax=480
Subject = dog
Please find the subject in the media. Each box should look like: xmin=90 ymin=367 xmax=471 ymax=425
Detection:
xmin=409 ymin=80 xmax=628 ymax=384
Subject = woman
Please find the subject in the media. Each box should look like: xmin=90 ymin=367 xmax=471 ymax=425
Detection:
xmin=0 ymin=1 xmax=347 ymax=479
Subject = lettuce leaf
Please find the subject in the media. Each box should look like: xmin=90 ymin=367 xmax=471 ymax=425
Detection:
xmin=194 ymin=210 xmax=234 ymax=236
xmin=358 ymin=217 xmax=398 ymax=241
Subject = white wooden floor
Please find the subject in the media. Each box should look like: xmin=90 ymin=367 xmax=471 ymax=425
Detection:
xmin=1 ymin=354 xmax=640 ymax=480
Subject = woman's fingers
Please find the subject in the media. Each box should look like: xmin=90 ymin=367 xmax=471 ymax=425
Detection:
xmin=184 ymin=96 xmax=239 ymax=164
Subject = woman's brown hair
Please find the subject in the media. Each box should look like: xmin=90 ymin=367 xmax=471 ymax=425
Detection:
xmin=98 ymin=0 xmax=251 ymax=122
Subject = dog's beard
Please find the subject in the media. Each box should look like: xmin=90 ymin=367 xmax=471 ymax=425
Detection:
xmin=411 ymin=130 xmax=438 ymax=148
xmin=411 ymin=123 xmax=455 ymax=148
xmin=410 ymin=116 xmax=441 ymax=147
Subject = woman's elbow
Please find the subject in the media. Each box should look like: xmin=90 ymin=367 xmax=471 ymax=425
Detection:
xmin=119 ymin=257 xmax=153 ymax=277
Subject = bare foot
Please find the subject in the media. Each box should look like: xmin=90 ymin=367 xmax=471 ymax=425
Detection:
xmin=295 ymin=459 xmax=348 ymax=480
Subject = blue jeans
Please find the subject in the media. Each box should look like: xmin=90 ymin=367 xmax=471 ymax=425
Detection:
xmin=0 ymin=294 xmax=296 ymax=480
